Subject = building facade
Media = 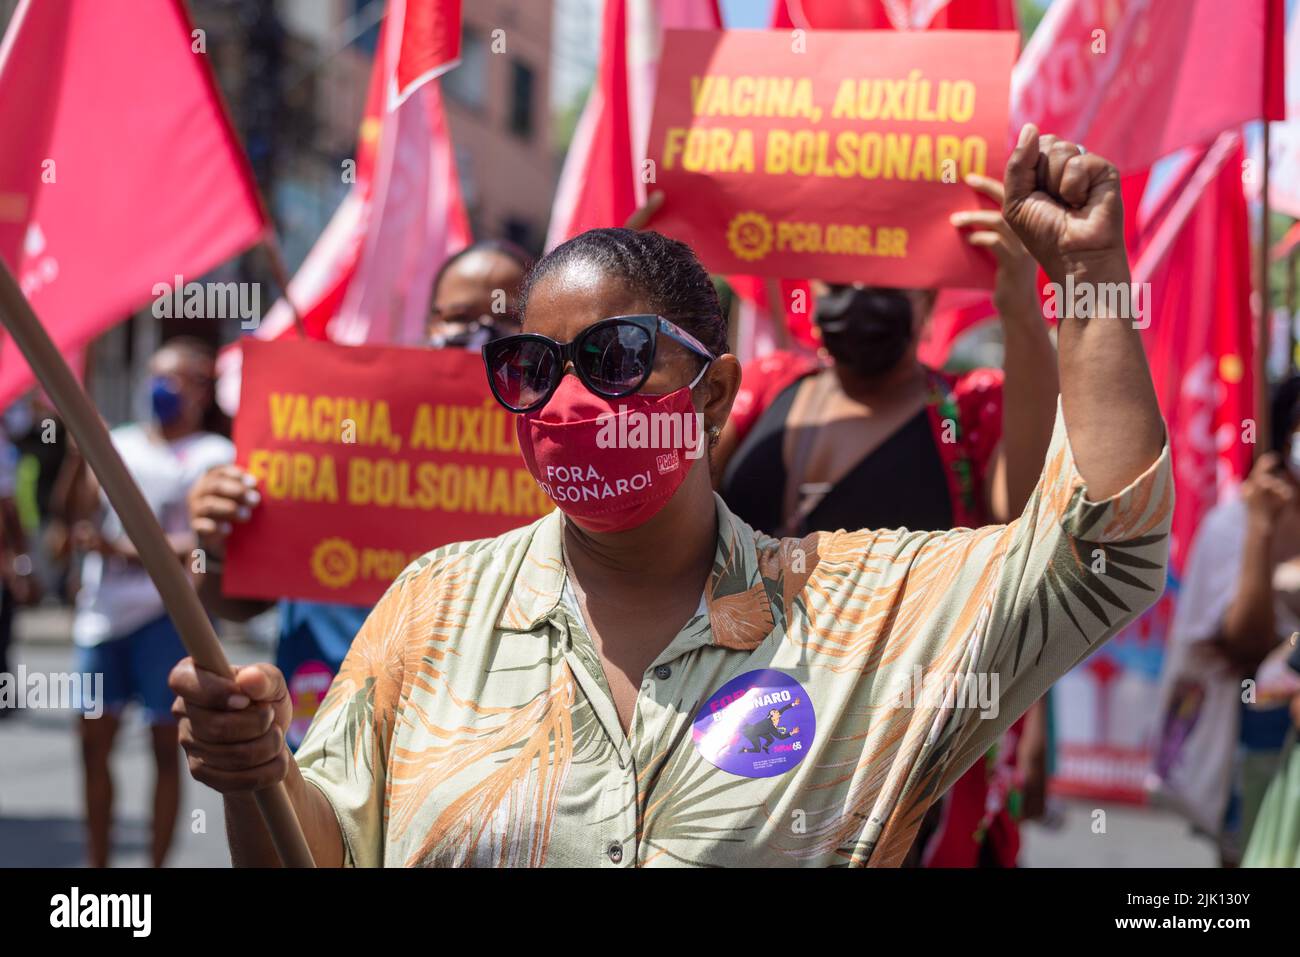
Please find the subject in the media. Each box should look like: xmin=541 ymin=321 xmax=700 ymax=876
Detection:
xmin=443 ymin=0 xmax=558 ymax=252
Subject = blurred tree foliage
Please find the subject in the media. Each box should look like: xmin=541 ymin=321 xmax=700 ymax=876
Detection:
xmin=1018 ymin=0 xmax=1047 ymax=41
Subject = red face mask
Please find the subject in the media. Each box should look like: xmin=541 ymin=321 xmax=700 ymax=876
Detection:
xmin=516 ymin=375 xmax=704 ymax=533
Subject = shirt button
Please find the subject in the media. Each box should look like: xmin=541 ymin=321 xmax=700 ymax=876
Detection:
xmin=654 ymin=664 xmax=672 ymax=680
xmin=607 ymin=841 xmax=624 ymax=864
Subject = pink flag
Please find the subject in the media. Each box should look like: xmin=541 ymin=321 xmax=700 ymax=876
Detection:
xmin=217 ymin=8 xmax=470 ymax=412
xmin=1252 ymin=6 xmax=1300 ymax=219
xmin=0 ymin=0 xmax=267 ymax=410
xmin=545 ymin=0 xmax=722 ymax=250
xmin=331 ymin=2 xmax=470 ymax=346
xmin=1011 ymin=0 xmax=1284 ymax=175
xmin=780 ymin=0 xmax=1017 ymax=30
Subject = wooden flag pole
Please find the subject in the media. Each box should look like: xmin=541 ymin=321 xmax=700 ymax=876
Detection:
xmin=0 ymin=260 xmax=315 ymax=868
xmin=262 ymin=235 xmax=307 ymax=339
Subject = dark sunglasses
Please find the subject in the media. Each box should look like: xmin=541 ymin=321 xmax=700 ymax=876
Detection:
xmin=483 ymin=314 xmax=716 ymax=413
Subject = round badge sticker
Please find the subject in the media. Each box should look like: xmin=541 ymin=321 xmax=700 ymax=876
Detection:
xmin=692 ymin=669 xmax=816 ymax=778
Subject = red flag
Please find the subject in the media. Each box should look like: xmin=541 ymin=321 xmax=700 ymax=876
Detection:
xmin=331 ymin=6 xmax=470 ymax=346
xmin=0 ymin=0 xmax=267 ymax=410
xmin=545 ymin=0 xmax=722 ymax=249
xmin=1135 ymin=132 xmax=1256 ymax=577
xmin=1252 ymin=6 xmax=1300 ymax=218
xmin=1011 ymin=0 xmax=1284 ymax=174
xmin=779 ymin=0 xmax=1016 ymax=30
xmin=1051 ymin=132 xmax=1256 ymax=802
xmin=389 ymin=0 xmax=462 ymax=109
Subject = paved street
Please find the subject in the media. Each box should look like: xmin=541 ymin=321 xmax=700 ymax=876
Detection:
xmin=0 ymin=609 xmax=1217 ymax=869
xmin=0 ymin=610 xmax=263 ymax=868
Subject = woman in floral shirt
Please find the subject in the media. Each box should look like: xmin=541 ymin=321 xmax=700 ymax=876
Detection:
xmin=169 ymin=128 xmax=1172 ymax=868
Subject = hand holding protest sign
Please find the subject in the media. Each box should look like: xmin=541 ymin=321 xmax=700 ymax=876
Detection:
xmin=225 ymin=339 xmax=551 ymax=606
xmin=646 ymin=29 xmax=1019 ymax=287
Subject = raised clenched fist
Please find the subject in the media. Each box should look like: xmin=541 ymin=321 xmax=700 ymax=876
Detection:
xmin=1002 ymin=123 xmax=1128 ymax=288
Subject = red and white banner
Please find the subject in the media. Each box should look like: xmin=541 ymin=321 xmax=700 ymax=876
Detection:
xmin=0 ymin=0 xmax=267 ymax=410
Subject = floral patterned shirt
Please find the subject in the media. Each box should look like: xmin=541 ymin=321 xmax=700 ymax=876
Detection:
xmin=296 ymin=404 xmax=1173 ymax=867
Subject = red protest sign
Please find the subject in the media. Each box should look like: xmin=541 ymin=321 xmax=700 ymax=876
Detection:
xmin=224 ymin=338 xmax=551 ymax=606
xmin=646 ymin=29 xmax=1018 ymax=287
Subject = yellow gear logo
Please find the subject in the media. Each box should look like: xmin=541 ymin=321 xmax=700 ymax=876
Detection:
xmin=310 ymin=537 xmax=358 ymax=590
xmin=727 ymin=211 xmax=773 ymax=262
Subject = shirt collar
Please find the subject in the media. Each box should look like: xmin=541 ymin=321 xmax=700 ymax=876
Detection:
xmin=496 ymin=508 xmax=566 ymax=632
xmin=496 ymin=494 xmax=775 ymax=650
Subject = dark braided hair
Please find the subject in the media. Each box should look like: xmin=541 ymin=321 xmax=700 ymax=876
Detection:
xmin=519 ymin=228 xmax=728 ymax=356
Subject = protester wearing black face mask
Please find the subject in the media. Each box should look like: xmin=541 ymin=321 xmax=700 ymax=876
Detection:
xmin=716 ymin=173 xmax=1061 ymax=868
xmin=812 ymin=284 xmax=922 ymax=380
xmin=719 ymin=175 xmax=1057 ymax=539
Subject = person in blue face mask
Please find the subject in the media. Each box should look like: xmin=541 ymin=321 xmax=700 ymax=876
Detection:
xmin=185 ymin=241 xmax=531 ymax=757
xmin=65 ymin=337 xmax=234 ymax=867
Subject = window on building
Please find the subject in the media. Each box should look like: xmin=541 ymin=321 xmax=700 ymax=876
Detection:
xmin=444 ymin=26 xmax=486 ymax=109
xmin=509 ymin=60 xmax=535 ymax=139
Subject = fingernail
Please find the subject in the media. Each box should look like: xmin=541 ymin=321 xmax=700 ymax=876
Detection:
xmin=244 ymin=490 xmax=261 ymax=506
xmin=227 ymin=694 xmax=250 ymax=709
xmin=1018 ymin=123 xmax=1037 ymax=146
xmin=219 ymin=522 xmax=232 ymax=536
xmin=950 ymin=213 xmax=969 ymax=226
xmin=236 ymin=506 xmax=251 ymax=521
xmin=241 ymin=473 xmax=258 ymax=488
